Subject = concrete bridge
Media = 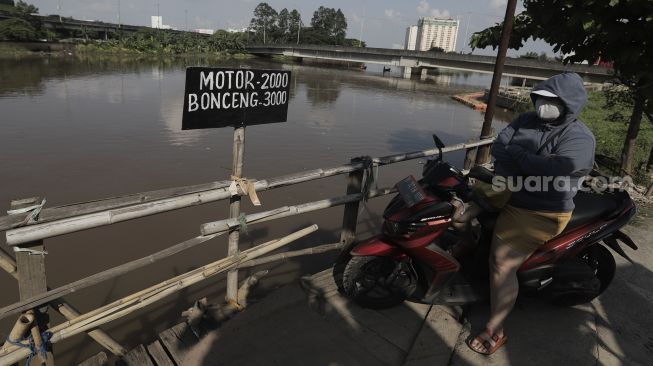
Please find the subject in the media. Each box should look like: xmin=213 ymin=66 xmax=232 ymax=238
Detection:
xmin=246 ymin=44 xmax=614 ymax=83
xmin=0 ymin=12 xmax=208 ymax=39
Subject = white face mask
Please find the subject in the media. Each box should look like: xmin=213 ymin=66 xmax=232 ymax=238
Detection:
xmin=535 ymin=97 xmax=565 ymax=121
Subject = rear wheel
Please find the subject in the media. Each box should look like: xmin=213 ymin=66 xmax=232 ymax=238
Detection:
xmin=550 ymin=244 xmax=616 ymax=306
xmin=341 ymin=256 xmax=417 ymax=309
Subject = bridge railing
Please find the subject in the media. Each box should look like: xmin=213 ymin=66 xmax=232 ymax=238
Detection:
xmin=0 ymin=138 xmax=494 ymax=365
xmin=246 ymin=44 xmax=614 ymax=76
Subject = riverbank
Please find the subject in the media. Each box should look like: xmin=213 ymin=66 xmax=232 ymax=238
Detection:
xmin=0 ymin=41 xmax=252 ymax=59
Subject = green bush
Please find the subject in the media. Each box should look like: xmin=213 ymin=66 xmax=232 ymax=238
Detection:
xmin=0 ymin=17 xmax=37 ymax=41
xmin=580 ymin=91 xmax=653 ymax=183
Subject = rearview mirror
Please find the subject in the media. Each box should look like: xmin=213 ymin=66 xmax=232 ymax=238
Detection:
xmin=432 ymin=134 xmax=445 ymax=149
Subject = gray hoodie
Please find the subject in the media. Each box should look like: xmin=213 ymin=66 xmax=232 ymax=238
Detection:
xmin=491 ymin=73 xmax=596 ymax=212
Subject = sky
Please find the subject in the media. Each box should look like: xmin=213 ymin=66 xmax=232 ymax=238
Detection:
xmin=28 ymin=0 xmax=555 ymax=56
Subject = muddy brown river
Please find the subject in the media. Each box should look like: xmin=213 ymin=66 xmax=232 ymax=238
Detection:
xmin=0 ymin=55 xmax=515 ymax=364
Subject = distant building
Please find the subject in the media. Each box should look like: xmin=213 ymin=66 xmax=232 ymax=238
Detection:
xmin=414 ymin=17 xmax=459 ymax=52
xmin=226 ymin=27 xmax=248 ymax=33
xmin=194 ymin=29 xmax=214 ymax=35
xmin=404 ymin=26 xmax=418 ymax=51
xmin=150 ymin=15 xmax=172 ymax=30
xmin=0 ymin=0 xmax=15 ymax=6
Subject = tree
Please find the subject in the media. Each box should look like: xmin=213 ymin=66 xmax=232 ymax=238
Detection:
xmin=0 ymin=17 xmax=37 ymax=40
xmin=289 ymin=9 xmax=302 ymax=40
xmin=277 ymin=8 xmax=289 ymax=33
xmin=249 ymin=2 xmax=278 ymax=44
xmin=310 ymin=6 xmax=347 ymax=45
xmin=470 ymin=0 xmax=653 ymax=177
xmin=520 ymin=51 xmax=538 ymax=59
xmin=14 ymin=0 xmax=36 ymax=15
xmin=344 ymin=38 xmax=366 ymax=47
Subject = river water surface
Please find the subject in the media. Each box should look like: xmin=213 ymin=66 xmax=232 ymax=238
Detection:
xmin=0 ymin=55 xmax=515 ymax=363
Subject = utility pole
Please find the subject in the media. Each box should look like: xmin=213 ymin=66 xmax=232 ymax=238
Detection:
xmin=462 ymin=12 xmax=471 ymax=53
xmin=117 ymin=0 xmax=121 ymax=28
xmin=185 ymin=9 xmax=188 ymax=31
xmin=57 ymin=0 xmax=62 ymax=22
xmin=359 ymin=2 xmax=366 ymax=47
xmin=475 ymin=0 xmax=518 ymax=165
xmin=156 ymin=2 xmax=160 ymax=29
xmin=296 ymin=20 xmax=301 ymax=45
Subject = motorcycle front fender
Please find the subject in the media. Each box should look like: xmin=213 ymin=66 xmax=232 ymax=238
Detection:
xmin=350 ymin=235 xmax=405 ymax=258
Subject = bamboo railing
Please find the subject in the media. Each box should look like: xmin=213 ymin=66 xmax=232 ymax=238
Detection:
xmin=0 ymin=138 xmax=494 ymax=365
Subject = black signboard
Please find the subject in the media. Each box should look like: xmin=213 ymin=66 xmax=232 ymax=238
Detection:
xmin=182 ymin=67 xmax=291 ymax=130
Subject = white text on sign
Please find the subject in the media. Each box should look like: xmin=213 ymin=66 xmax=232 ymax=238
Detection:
xmin=187 ymin=70 xmax=289 ymax=112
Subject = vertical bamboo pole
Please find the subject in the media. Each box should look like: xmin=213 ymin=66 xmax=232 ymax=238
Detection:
xmin=226 ymin=127 xmax=246 ymax=303
xmin=339 ymin=158 xmax=364 ymax=249
xmin=475 ymin=0 xmax=518 ymax=165
xmin=0 ymin=248 xmax=126 ymax=356
xmin=11 ymin=198 xmax=55 ymax=366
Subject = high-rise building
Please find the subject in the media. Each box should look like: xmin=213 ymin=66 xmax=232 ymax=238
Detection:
xmin=151 ymin=16 xmax=163 ymax=29
xmin=151 ymin=16 xmax=172 ymax=30
xmin=404 ymin=26 xmax=418 ymax=51
xmin=414 ymin=17 xmax=459 ymax=52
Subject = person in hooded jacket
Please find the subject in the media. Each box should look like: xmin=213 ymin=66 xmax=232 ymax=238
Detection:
xmin=467 ymin=73 xmax=596 ymax=355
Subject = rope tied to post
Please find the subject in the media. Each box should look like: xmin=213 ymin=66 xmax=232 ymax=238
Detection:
xmin=356 ymin=156 xmax=377 ymax=202
xmin=5 ymin=331 xmax=52 ymax=366
xmin=228 ymin=176 xmax=261 ymax=206
xmin=6 ymin=198 xmax=46 ymax=227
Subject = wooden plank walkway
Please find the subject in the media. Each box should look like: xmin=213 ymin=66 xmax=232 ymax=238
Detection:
xmin=100 ymin=269 xmax=463 ymax=366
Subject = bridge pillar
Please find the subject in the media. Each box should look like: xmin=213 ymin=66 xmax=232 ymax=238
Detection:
xmin=403 ymin=67 xmax=428 ymax=79
xmin=402 ymin=67 xmax=412 ymax=79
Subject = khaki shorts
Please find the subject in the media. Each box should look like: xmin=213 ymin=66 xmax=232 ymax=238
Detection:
xmin=494 ymin=205 xmax=572 ymax=254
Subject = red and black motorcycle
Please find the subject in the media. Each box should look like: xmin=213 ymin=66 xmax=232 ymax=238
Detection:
xmin=334 ymin=135 xmax=638 ymax=308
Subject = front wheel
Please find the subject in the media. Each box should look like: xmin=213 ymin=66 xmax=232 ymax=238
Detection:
xmin=341 ymin=256 xmax=417 ymax=309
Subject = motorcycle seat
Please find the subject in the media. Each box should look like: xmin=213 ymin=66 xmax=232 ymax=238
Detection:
xmin=477 ymin=191 xmax=629 ymax=233
xmin=566 ymin=191 xmax=629 ymax=229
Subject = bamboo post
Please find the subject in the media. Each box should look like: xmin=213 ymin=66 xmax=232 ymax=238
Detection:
xmin=10 ymin=198 xmax=54 ymax=366
xmin=463 ymin=138 xmax=478 ymax=170
xmin=339 ymin=158 xmax=364 ymax=250
xmin=2 ymin=313 xmax=34 ymax=350
xmin=226 ymin=126 xmax=246 ymax=303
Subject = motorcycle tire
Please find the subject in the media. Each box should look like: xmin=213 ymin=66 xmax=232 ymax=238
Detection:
xmin=341 ymin=256 xmax=416 ymax=309
xmin=550 ymin=244 xmax=616 ymax=307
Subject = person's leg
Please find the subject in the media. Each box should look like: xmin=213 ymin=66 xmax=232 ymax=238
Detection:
xmin=486 ymin=235 xmax=533 ymax=334
xmin=468 ymin=235 xmax=532 ymax=353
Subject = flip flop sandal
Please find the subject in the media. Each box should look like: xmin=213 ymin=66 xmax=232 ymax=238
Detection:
xmin=467 ymin=329 xmax=507 ymax=355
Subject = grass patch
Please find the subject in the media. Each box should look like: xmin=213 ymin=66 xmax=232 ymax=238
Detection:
xmin=579 ymin=91 xmax=652 ymax=183
xmin=0 ymin=43 xmax=31 ymax=57
xmin=73 ymin=43 xmax=252 ymax=59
